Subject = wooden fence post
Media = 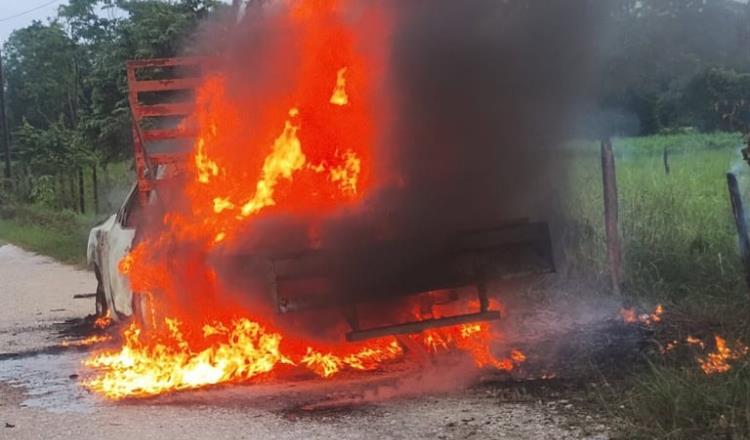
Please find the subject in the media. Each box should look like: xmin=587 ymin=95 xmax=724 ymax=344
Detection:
xmin=663 ymin=147 xmax=670 ymax=175
xmin=601 ymin=138 xmax=622 ymax=295
xmin=0 ymin=47 xmax=11 ymax=190
xmin=92 ymin=164 xmax=99 ymax=214
xmin=727 ymin=172 xmax=750 ymax=295
xmin=77 ymin=168 xmax=85 ymax=214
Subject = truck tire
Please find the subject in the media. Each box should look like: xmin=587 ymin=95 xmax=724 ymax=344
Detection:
xmin=132 ymin=291 xmax=155 ymax=330
xmin=94 ymin=265 xmax=109 ymax=317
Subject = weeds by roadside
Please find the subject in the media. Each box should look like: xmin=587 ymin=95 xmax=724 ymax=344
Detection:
xmin=560 ymin=132 xmax=750 ymax=439
xmin=612 ymin=324 xmax=750 ymax=439
xmin=0 ymin=204 xmax=100 ymax=265
xmin=562 ymin=132 xmax=746 ymax=302
xmin=0 ymin=161 xmax=128 ymax=265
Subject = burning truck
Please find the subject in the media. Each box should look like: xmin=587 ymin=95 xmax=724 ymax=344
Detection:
xmin=82 ymin=0 xmax=581 ymax=399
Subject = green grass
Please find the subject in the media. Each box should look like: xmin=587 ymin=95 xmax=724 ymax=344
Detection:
xmin=608 ymin=316 xmax=750 ymax=439
xmin=0 ymin=160 xmax=130 ymax=265
xmin=0 ymin=204 xmax=96 ymax=265
xmin=563 ymin=132 xmax=747 ymax=306
xmin=614 ymin=132 xmax=741 ymax=152
xmin=615 ymin=361 xmax=750 ymax=439
xmin=560 ymin=131 xmax=750 ymax=439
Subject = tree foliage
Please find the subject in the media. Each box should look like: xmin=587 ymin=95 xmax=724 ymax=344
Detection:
xmin=4 ymin=21 xmax=79 ymax=130
xmin=600 ymin=0 xmax=750 ymax=135
xmin=2 ymin=0 xmax=222 ymax=210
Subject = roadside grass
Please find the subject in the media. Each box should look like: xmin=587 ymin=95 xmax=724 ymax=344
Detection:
xmin=605 ymin=303 xmax=750 ymax=439
xmin=0 ymin=204 xmax=97 ymax=265
xmin=562 ymin=132 xmax=750 ymax=439
xmin=563 ymin=132 xmax=746 ymax=306
xmin=615 ymin=359 xmax=750 ymax=439
xmin=592 ymin=297 xmax=750 ymax=439
xmin=0 ymin=160 xmax=129 ymax=265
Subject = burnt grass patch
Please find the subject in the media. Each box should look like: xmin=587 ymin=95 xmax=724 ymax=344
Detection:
xmin=276 ymin=318 xmax=652 ymax=423
xmin=0 ymin=315 xmax=117 ymax=361
xmin=600 ymin=304 xmax=750 ymax=439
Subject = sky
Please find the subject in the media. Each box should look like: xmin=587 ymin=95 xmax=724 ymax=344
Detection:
xmin=0 ymin=0 xmax=70 ymax=43
xmin=0 ymin=0 xmax=748 ymax=44
xmin=0 ymin=0 xmax=233 ymax=43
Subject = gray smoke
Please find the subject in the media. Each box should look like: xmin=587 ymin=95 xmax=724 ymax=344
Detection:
xmin=205 ymin=0 xmax=610 ymax=332
xmin=196 ymin=0 xmax=610 ymax=254
xmin=317 ymin=0 xmax=607 ymax=246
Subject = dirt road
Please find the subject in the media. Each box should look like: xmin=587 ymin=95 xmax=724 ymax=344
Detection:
xmin=0 ymin=243 xmax=609 ymax=440
xmin=0 ymin=244 xmax=95 ymax=355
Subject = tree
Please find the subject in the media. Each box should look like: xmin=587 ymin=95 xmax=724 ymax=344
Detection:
xmin=4 ymin=22 xmax=79 ymax=130
xmin=2 ymin=0 xmax=223 ymax=211
xmin=58 ymin=0 xmax=223 ymax=164
xmin=3 ymin=21 xmax=88 ymax=209
xmin=598 ymin=0 xmax=750 ymax=135
xmin=682 ymin=68 xmax=750 ymax=132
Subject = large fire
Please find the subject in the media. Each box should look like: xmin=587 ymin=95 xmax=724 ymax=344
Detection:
xmin=83 ymin=0 xmax=523 ymax=399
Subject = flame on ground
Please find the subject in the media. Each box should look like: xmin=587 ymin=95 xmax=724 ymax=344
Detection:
xmin=617 ymin=306 xmax=750 ymax=374
xmin=619 ymin=304 xmax=663 ymax=325
xmin=94 ymin=311 xmax=113 ymax=329
xmin=62 ymin=335 xmax=112 ymax=348
xmin=697 ymin=335 xmax=748 ymax=375
xmin=686 ymin=335 xmax=705 ymax=349
xmin=83 ymin=317 xmax=524 ymax=399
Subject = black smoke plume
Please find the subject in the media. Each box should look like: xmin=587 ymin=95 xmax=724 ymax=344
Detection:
xmin=198 ymin=0 xmax=609 ymax=333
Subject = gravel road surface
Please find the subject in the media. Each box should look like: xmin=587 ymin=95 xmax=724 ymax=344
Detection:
xmin=0 ymin=244 xmax=94 ymax=355
xmin=0 ymin=243 xmax=609 ymax=440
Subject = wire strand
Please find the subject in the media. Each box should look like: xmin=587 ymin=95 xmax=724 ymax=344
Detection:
xmin=0 ymin=0 xmax=64 ymax=24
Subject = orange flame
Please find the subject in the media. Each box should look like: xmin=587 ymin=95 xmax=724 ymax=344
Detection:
xmin=686 ymin=335 xmax=705 ymax=349
xmin=697 ymin=335 xmax=748 ymax=375
xmin=329 ymin=67 xmax=349 ymax=106
xmin=94 ymin=311 xmax=113 ymax=329
xmin=84 ymin=316 xmax=522 ymax=399
xmin=619 ymin=307 xmax=637 ymax=323
xmin=62 ymin=334 xmax=112 ymax=348
xmin=82 ymin=0 xmax=518 ymax=400
xmin=238 ymin=108 xmax=306 ymax=218
xmin=620 ymin=304 xmax=663 ymax=325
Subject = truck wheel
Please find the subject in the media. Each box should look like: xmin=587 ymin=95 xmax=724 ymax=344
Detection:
xmin=132 ymin=292 xmax=155 ymax=330
xmin=94 ymin=265 xmax=109 ymax=317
